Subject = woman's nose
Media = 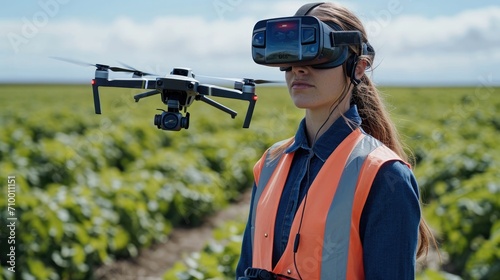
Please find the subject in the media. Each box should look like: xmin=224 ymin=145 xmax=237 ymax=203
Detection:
xmin=291 ymin=66 xmax=309 ymax=74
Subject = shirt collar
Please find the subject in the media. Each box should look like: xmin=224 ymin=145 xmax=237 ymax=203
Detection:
xmin=285 ymin=105 xmax=362 ymax=162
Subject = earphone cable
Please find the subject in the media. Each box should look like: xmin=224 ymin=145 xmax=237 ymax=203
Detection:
xmin=291 ymin=89 xmax=350 ymax=279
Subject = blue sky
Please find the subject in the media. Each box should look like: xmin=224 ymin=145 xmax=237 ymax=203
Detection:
xmin=1 ymin=0 xmax=499 ymax=85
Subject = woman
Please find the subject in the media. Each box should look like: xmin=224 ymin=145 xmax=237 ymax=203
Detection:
xmin=237 ymin=2 xmax=434 ymax=280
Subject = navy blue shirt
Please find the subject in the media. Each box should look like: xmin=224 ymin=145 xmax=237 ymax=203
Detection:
xmin=236 ymin=106 xmax=421 ymax=279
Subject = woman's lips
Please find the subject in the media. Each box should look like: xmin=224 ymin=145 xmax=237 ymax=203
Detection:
xmin=291 ymin=81 xmax=313 ymax=89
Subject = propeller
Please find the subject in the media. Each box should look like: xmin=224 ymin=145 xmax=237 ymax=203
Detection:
xmin=117 ymin=61 xmax=159 ymax=77
xmin=196 ymin=74 xmax=283 ymax=85
xmin=51 ymin=56 xmax=141 ymax=74
xmin=252 ymin=79 xmax=283 ymax=84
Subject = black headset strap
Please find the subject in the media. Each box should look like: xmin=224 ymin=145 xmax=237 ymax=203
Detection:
xmin=294 ymin=2 xmax=325 ymax=16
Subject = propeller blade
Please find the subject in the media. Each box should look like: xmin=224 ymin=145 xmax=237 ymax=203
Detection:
xmin=108 ymin=66 xmax=136 ymax=73
xmin=196 ymin=75 xmax=284 ymax=85
xmin=196 ymin=74 xmax=239 ymax=83
xmin=50 ymin=56 xmax=96 ymax=67
xmin=117 ymin=61 xmax=137 ymax=71
xmin=252 ymin=79 xmax=284 ymax=84
xmin=52 ymin=56 xmax=143 ymax=74
xmin=117 ymin=61 xmax=158 ymax=76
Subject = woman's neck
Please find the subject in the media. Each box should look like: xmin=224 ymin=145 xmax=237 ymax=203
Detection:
xmin=305 ymin=101 xmax=350 ymax=146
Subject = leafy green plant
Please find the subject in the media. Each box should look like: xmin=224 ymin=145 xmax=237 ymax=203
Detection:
xmin=0 ymin=84 xmax=293 ymax=279
xmin=2 ymin=85 xmax=499 ymax=279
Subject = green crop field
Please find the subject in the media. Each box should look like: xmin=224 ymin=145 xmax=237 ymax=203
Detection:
xmin=0 ymin=84 xmax=499 ymax=279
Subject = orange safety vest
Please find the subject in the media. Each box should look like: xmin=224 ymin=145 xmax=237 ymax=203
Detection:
xmin=250 ymin=128 xmax=409 ymax=279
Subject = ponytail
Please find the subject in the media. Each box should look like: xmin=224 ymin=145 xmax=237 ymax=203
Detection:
xmin=352 ymin=73 xmax=436 ymax=259
xmin=351 ymin=74 xmax=411 ymax=163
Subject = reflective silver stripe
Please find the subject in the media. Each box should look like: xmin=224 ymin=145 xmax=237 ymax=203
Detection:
xmin=321 ymin=135 xmax=381 ymax=279
xmin=250 ymin=140 xmax=288 ymax=248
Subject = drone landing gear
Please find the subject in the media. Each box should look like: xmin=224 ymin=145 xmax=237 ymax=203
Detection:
xmin=134 ymin=90 xmax=159 ymax=102
xmin=197 ymin=95 xmax=237 ymax=119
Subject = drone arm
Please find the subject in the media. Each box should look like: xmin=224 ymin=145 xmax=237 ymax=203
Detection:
xmin=91 ymin=77 xmax=157 ymax=113
xmin=198 ymin=84 xmax=244 ymax=99
xmin=93 ymin=77 xmax=157 ymax=89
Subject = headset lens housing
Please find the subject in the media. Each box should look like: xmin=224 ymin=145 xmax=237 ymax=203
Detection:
xmin=252 ymin=16 xmax=365 ymax=69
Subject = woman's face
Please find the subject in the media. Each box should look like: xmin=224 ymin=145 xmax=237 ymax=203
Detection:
xmin=285 ymin=65 xmax=349 ymax=112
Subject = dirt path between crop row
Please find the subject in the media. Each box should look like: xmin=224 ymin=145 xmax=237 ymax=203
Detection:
xmin=93 ymin=189 xmax=252 ymax=280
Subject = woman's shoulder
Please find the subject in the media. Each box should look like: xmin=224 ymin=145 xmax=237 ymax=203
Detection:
xmin=372 ymin=160 xmax=419 ymax=199
xmin=375 ymin=160 xmax=416 ymax=183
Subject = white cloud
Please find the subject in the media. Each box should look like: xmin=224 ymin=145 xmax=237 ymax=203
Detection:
xmin=0 ymin=4 xmax=499 ymax=85
xmin=0 ymin=14 xmax=265 ymax=81
xmin=366 ymin=5 xmax=500 ymax=84
xmin=370 ymin=6 xmax=500 ymax=53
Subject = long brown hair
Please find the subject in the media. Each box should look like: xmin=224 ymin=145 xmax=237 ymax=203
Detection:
xmin=269 ymin=2 xmax=436 ymax=259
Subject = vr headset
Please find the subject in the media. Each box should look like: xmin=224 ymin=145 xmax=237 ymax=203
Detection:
xmin=251 ymin=2 xmax=375 ymax=84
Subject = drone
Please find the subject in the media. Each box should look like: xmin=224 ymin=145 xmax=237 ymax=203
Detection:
xmin=53 ymin=57 xmax=280 ymax=131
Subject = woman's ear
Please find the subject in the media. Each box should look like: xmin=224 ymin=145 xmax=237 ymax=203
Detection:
xmin=354 ymin=59 xmax=367 ymax=80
